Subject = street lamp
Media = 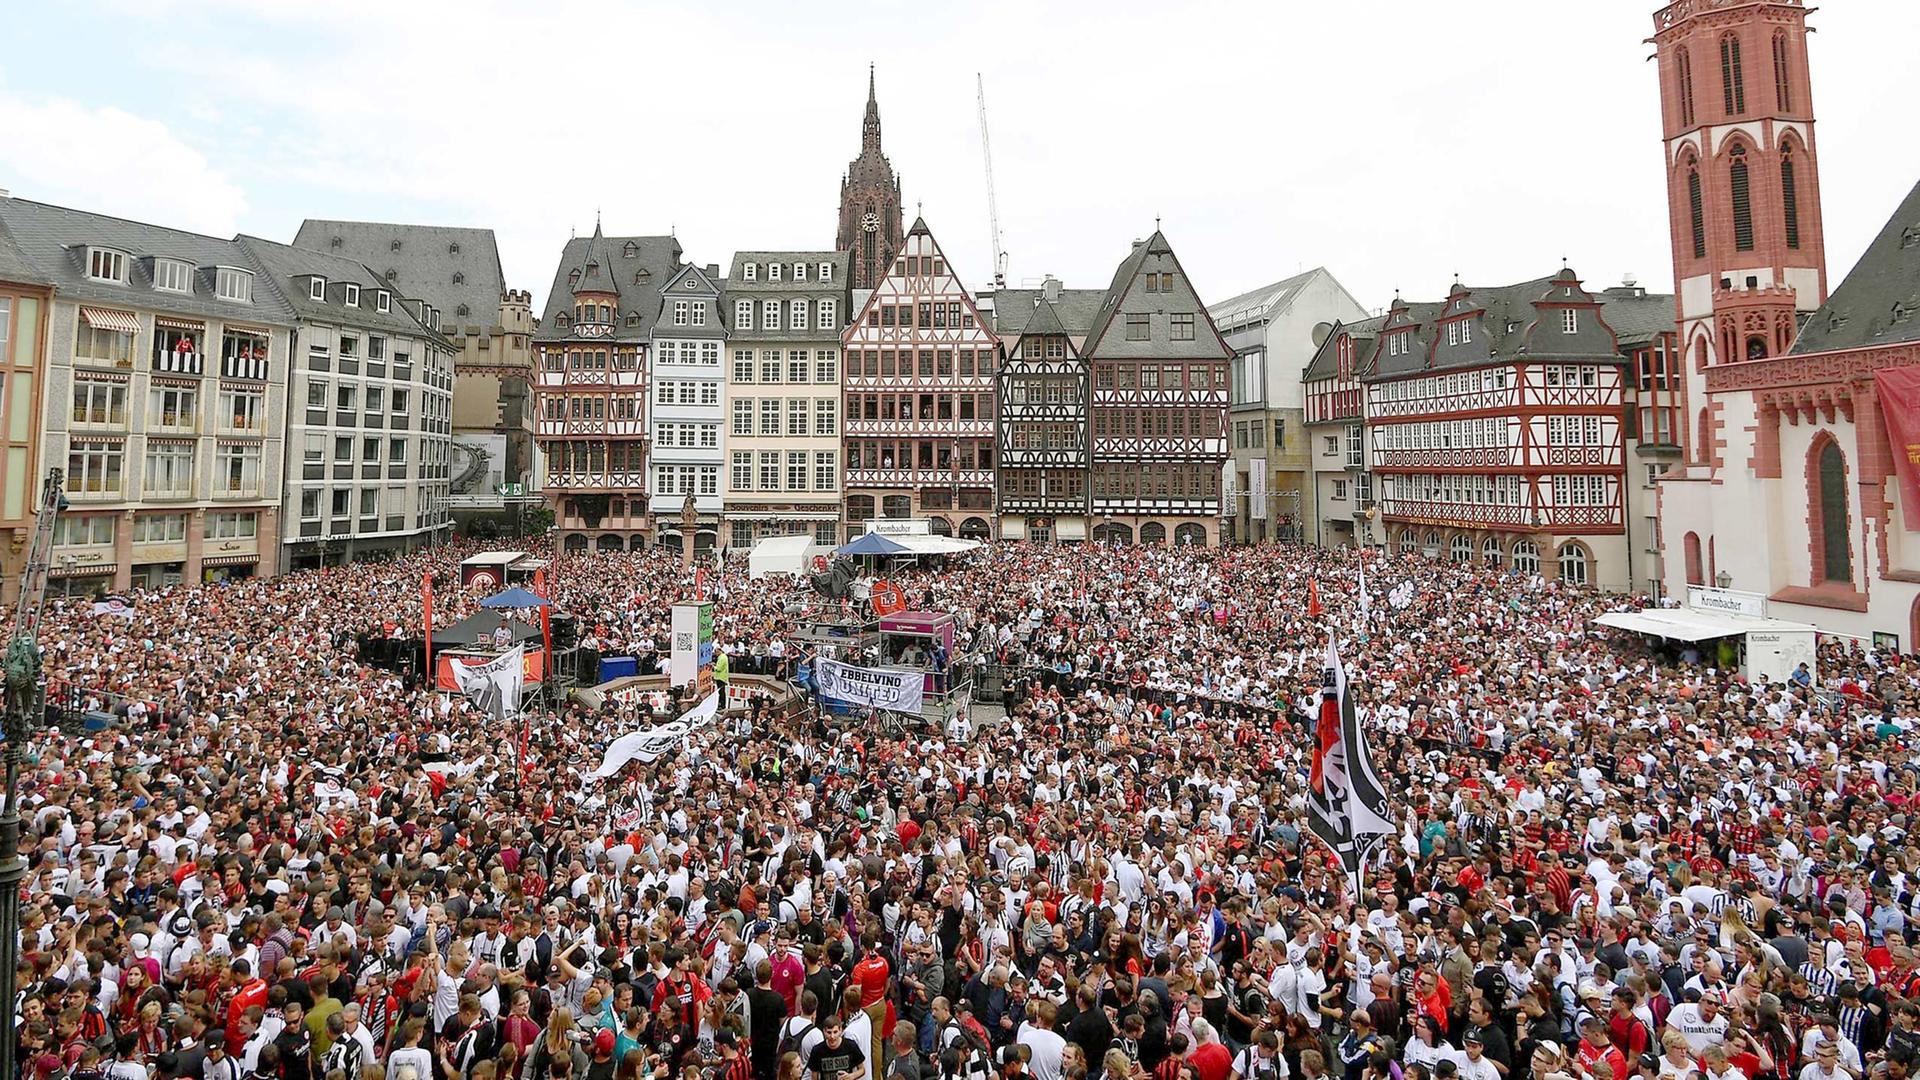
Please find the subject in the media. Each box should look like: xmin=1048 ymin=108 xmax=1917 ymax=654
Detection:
xmin=1715 ymin=570 xmax=1733 ymax=590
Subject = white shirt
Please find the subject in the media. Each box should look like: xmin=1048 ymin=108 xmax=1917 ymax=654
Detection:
xmin=1666 ymin=1003 xmax=1730 ymax=1053
xmin=1018 ymin=1025 xmax=1067 ymax=1080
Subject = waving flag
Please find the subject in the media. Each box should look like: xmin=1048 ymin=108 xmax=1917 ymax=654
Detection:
xmin=1306 ymin=639 xmax=1396 ymax=899
xmin=450 ymin=645 xmax=525 ymax=721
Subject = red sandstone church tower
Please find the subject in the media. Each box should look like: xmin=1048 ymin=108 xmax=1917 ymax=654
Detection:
xmin=1649 ymin=0 xmax=1830 ymax=597
xmin=836 ymin=66 xmax=906 ymax=292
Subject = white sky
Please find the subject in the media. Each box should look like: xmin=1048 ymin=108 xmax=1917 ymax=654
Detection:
xmin=2 ymin=0 xmax=1916 ymax=315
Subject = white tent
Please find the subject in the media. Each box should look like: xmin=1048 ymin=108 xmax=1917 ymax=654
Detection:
xmin=747 ymin=534 xmax=820 ymax=579
xmin=1593 ymin=607 xmax=1819 ymax=682
xmin=889 ymin=533 xmax=983 ymax=556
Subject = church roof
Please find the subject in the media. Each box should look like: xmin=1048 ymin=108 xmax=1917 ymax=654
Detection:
xmin=1789 ymin=177 xmax=1920 ymax=355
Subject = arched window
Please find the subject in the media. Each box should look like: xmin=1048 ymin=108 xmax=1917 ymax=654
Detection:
xmin=882 ymin=495 xmax=912 ymax=519
xmin=1772 ymin=31 xmax=1792 ymax=111
xmin=1684 ymin=532 xmax=1705 ymax=586
xmin=1693 ymin=334 xmax=1710 ymax=373
xmin=1399 ymin=529 xmax=1417 ymax=555
xmin=1482 ymin=537 xmax=1503 ymax=567
xmin=1174 ymin=522 xmax=1207 ymax=547
xmin=1698 ymin=406 xmax=1713 ymax=463
xmin=1558 ymin=542 xmax=1591 ymax=586
xmin=1720 ymin=32 xmax=1746 ymax=115
xmin=1512 ymin=540 xmax=1540 ymax=576
xmin=1676 ymin=46 xmax=1696 ymax=127
xmin=1449 ymin=534 xmax=1472 ymax=563
xmin=928 ymin=517 xmax=954 ymax=537
xmin=1730 ymin=147 xmax=1755 ymax=252
xmin=1747 ymin=335 xmax=1769 ymax=360
xmin=1687 ymin=167 xmax=1706 ymax=259
xmin=1810 ymin=436 xmax=1853 ymax=585
xmin=1424 ymin=531 xmax=1440 ymax=554
xmin=1140 ymin=521 xmax=1168 ymax=545
xmin=1781 ymin=148 xmax=1801 ymax=250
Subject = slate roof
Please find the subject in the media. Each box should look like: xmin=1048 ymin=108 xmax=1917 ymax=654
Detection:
xmin=0 ymin=196 xmax=296 ymax=326
xmin=726 ymin=251 xmax=849 ymax=291
xmin=0 ymin=214 xmax=44 ymax=286
xmin=1082 ymin=230 xmax=1233 ymax=360
xmin=1365 ymin=273 xmax=1629 ymax=380
xmin=233 ymin=235 xmax=448 ymax=343
xmin=989 ymin=286 xmax=1106 ymax=338
xmin=1596 ymin=285 xmax=1680 ymax=349
xmin=1302 ymin=313 xmax=1389 ymax=383
xmin=1789 ymin=177 xmax=1920 ymax=355
xmin=1207 ymin=267 xmax=1329 ymax=332
xmin=532 ymin=226 xmax=682 ymax=345
xmin=651 ymin=262 xmax=727 ymax=340
xmin=292 ymin=219 xmax=506 ymax=330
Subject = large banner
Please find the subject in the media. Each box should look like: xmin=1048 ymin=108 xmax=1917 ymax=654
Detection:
xmin=449 ymin=645 xmax=525 ymax=720
xmin=593 ymin=691 xmax=721 ymax=777
xmin=1876 ymin=368 xmax=1920 ymax=530
xmin=816 ymin=658 xmax=926 ymax=713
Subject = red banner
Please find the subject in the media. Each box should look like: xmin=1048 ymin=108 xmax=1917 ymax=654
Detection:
xmin=1876 ymin=367 xmax=1920 ymax=531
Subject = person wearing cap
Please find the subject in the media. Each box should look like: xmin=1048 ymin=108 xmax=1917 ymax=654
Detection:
xmin=1454 ymin=1029 xmax=1499 ymax=1080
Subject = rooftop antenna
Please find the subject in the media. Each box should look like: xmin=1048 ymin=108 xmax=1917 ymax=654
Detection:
xmin=977 ymin=73 xmax=1008 ymax=288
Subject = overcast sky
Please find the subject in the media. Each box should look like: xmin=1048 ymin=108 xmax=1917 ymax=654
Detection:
xmin=3 ymin=0 xmax=1916 ymax=317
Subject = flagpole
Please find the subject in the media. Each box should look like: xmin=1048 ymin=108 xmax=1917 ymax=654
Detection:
xmin=422 ymin=571 xmax=434 ymax=731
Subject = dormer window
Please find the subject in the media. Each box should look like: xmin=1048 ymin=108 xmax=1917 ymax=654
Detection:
xmin=390 ymin=239 xmax=403 ymax=251
xmin=309 ymin=277 xmax=328 ymax=302
xmin=568 ymin=270 xmax=582 ymax=287
xmin=330 ymin=236 xmax=343 ymax=249
xmin=450 ymin=241 xmax=462 ymax=254
xmin=87 ymin=247 xmax=128 ymax=284
xmin=153 ymin=259 xmax=192 ymax=294
xmin=1903 ymin=227 xmax=1920 ymax=250
xmin=344 ymin=283 xmax=361 ymax=307
xmin=556 ymin=311 xmax=571 ymax=326
xmin=744 ymin=263 xmax=757 ymax=281
xmin=635 ymin=268 xmax=651 ymax=285
xmin=377 ymin=290 xmax=392 ymax=314
xmin=1561 ymin=308 xmax=1579 ymax=334
xmin=585 ymin=262 xmax=600 ymax=278
xmin=623 ymin=242 xmax=638 ymax=258
xmin=820 ymin=263 xmax=833 ymax=282
xmin=457 ymin=303 xmax=470 ymax=318
xmin=386 ymin=268 xmax=398 ymax=281
xmin=215 ymin=267 xmax=254 ymax=304
xmin=453 ymin=272 xmax=465 ymax=285
xmin=1895 ymin=302 xmax=1914 ymax=326
xmin=793 ymin=263 xmax=807 ymax=281
xmin=769 ymin=263 xmax=782 ymax=282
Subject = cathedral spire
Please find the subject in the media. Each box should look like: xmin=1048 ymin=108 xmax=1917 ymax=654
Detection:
xmin=863 ymin=63 xmax=882 ymax=152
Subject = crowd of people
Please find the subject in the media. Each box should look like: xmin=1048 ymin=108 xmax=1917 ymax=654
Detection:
xmin=7 ymin=534 xmax=1920 ymax=1080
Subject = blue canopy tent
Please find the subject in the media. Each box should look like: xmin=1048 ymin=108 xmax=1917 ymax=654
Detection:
xmin=835 ymin=533 xmax=911 ymax=556
xmin=479 ymin=586 xmax=550 ymax=609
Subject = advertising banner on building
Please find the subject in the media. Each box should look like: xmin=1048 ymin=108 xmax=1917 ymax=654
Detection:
xmin=1875 ymin=368 xmax=1920 ymax=530
xmin=815 ymin=658 xmax=926 ymax=713
xmin=449 ymin=434 xmax=508 ymax=508
xmin=1251 ymin=458 xmax=1268 ymax=520
xmin=670 ymin=600 xmax=715 ymax=695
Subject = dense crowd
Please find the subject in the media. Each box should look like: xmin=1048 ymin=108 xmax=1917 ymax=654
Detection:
xmin=8 ymin=536 xmax=1920 ymax=1080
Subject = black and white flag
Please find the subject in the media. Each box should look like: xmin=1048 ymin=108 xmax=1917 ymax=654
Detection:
xmin=450 ymin=646 xmax=525 ymax=721
xmin=1306 ymin=639 xmax=1396 ymax=899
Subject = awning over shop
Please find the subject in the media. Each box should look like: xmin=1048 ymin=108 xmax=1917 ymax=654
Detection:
xmin=1592 ymin=608 xmax=1818 ymax=642
xmin=80 ymin=307 xmax=141 ymax=334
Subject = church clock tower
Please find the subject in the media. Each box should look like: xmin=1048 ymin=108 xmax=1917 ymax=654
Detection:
xmin=836 ymin=65 xmax=905 ymax=291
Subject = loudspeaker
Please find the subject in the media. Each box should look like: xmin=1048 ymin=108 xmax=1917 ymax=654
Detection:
xmin=550 ymin=613 xmax=579 ymax=650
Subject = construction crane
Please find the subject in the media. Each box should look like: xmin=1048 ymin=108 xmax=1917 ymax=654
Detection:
xmin=977 ymin=73 xmax=1008 ymax=288
xmin=0 ymin=468 xmax=64 ymax=1080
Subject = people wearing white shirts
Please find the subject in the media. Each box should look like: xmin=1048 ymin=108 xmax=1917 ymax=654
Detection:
xmin=1017 ymin=1002 xmax=1068 ymax=1080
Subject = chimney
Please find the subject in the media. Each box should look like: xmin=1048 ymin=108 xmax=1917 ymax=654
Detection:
xmin=1042 ymin=275 xmax=1061 ymax=302
xmin=705 ymin=263 xmax=719 ymax=278
xmin=1131 ymin=238 xmax=1145 ymax=250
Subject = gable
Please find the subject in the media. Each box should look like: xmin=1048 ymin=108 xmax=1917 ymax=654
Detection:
xmin=1083 ymin=232 xmax=1232 ymax=360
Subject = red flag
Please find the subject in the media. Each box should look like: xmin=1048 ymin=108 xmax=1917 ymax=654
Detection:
xmin=1875 ymin=368 xmax=1920 ymax=530
xmin=1308 ymin=578 xmax=1323 ymax=618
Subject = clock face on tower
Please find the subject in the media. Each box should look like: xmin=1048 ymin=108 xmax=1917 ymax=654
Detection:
xmin=861 ymin=212 xmax=879 ymax=233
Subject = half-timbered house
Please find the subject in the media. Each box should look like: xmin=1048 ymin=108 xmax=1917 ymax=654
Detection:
xmin=1083 ymin=230 xmax=1232 ymax=546
xmin=533 ymin=225 xmax=682 ymax=553
xmin=1359 ymin=270 xmax=1673 ymax=590
xmin=993 ymin=283 xmax=1096 ymax=541
xmin=840 ymin=218 xmax=998 ymax=540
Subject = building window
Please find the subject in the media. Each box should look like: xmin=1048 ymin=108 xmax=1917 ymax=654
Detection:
xmin=376 ymin=290 xmax=391 ymax=313
xmin=1677 ymin=45 xmax=1695 ymax=127
xmin=149 ymin=385 xmax=197 ymax=431
xmin=818 ymin=299 xmax=837 ymax=330
xmin=1450 ymin=534 xmax=1472 ymax=563
xmin=1512 ymin=539 xmax=1540 ymax=576
xmin=787 ymin=451 xmax=808 ymax=491
xmin=344 ymin=284 xmax=360 ymax=306
xmin=1557 ymin=542 xmax=1590 ymax=585
xmin=732 ymin=349 xmax=755 ymax=382
xmin=743 ymin=263 xmax=757 ymax=282
xmin=1688 ymin=168 xmax=1706 ymax=259
xmin=820 ymin=262 xmax=834 ymax=282
xmin=153 ymin=259 xmax=192 ymax=294
xmin=1561 ymin=308 xmax=1579 ymax=335
xmin=1482 ymin=537 xmax=1503 ymax=567
xmin=761 ymin=301 xmax=782 ymax=331
xmin=814 ymin=350 xmax=837 ymax=383
xmin=1720 ymin=32 xmax=1745 ymax=115
xmin=735 ymin=300 xmax=753 ymax=329
xmin=53 ymin=515 xmax=115 ymax=547
xmin=673 ymin=300 xmax=689 ymax=326
xmin=88 ymin=248 xmax=129 ymax=283
xmin=791 ymin=299 xmax=809 ymax=328
xmin=134 ymin=513 xmax=188 ymax=543
xmin=1730 ymin=149 xmax=1755 ymax=252
xmin=815 ymin=450 xmax=836 ymax=491
xmin=1812 ymin=436 xmax=1852 ymax=585
xmin=1170 ymin=313 xmax=1194 ymax=341
xmin=787 ymin=398 xmax=809 ymax=436
xmin=768 ymin=263 xmax=782 ymax=282
xmin=1782 ymin=151 xmax=1801 ymax=250
xmin=72 ymin=379 xmax=128 ymax=427
xmin=759 ymin=451 xmax=780 ymax=490
xmin=1773 ymin=31 xmax=1792 ymax=111
xmin=691 ymin=301 xmax=706 ymax=327
xmin=67 ymin=440 xmax=124 ymax=496
xmin=731 ymin=451 xmax=752 ymax=490
xmin=1125 ymin=314 xmax=1149 ymax=341
xmin=760 ymin=399 xmax=780 ymax=435
xmin=208 ymin=511 xmax=257 ymax=539
xmin=143 ymin=441 xmax=195 ymax=497
xmin=788 ymin=351 xmax=810 ymax=383
xmin=76 ymin=320 xmax=135 ymax=367
xmin=215 ymin=267 xmax=254 ymax=304
xmin=214 ymin=443 xmax=262 ymax=495
xmin=1332 ymin=480 xmax=1347 ymax=500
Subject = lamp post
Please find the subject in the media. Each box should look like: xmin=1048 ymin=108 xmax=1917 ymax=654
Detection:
xmin=1716 ymin=569 xmax=1733 ymax=590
